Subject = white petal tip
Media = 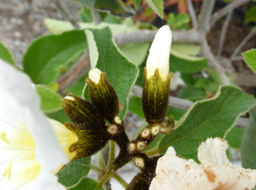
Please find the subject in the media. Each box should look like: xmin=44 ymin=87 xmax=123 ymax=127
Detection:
xmin=146 ymin=25 xmax=172 ymax=79
xmin=64 ymin=95 xmax=75 ymax=101
xmin=89 ymin=68 xmax=102 ymax=84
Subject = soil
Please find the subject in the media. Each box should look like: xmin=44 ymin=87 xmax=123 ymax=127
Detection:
xmin=0 ymin=0 xmax=80 ymax=65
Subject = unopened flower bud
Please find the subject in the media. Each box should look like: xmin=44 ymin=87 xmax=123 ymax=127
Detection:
xmin=143 ymin=25 xmax=172 ymax=124
xmin=87 ymin=68 xmax=119 ymax=122
xmin=62 ymin=95 xmax=109 ymax=158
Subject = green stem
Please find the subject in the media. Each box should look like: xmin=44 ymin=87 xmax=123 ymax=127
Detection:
xmin=89 ymin=164 xmax=128 ymax=188
xmin=113 ymin=173 xmax=128 ymax=188
xmin=108 ymin=140 xmax=116 ymax=165
xmin=95 ymin=167 xmax=115 ymax=190
xmin=89 ymin=164 xmax=102 ymax=173
xmin=97 ymin=152 xmax=106 ymax=169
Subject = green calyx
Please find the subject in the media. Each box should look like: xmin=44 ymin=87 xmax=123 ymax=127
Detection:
xmin=87 ymin=72 xmax=119 ymax=123
xmin=143 ymin=68 xmax=171 ymax=125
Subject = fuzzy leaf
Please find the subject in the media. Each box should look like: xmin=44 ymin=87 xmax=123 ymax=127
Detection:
xmin=23 ymin=30 xmax=87 ymax=84
xmin=242 ymin=49 xmax=256 ymax=74
xmin=241 ymin=107 xmax=256 ymax=169
xmin=57 ymin=157 xmax=91 ymax=187
xmin=83 ymin=27 xmax=139 ymax=118
xmin=0 ymin=42 xmax=15 ymax=66
xmin=36 ymin=84 xmax=62 ymax=113
xmin=158 ymin=86 xmax=256 ymax=160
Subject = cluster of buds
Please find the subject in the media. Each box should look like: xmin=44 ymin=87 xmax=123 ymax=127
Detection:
xmin=62 ymin=25 xmax=173 ymax=189
xmin=127 ymin=25 xmax=174 ymax=189
xmin=62 ymin=67 xmax=128 ymax=160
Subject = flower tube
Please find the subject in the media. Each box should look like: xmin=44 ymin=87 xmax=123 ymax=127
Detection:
xmin=143 ymin=25 xmax=172 ymax=124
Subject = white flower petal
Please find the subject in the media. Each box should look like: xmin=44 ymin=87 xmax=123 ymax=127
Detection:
xmin=0 ymin=60 xmax=68 ymax=189
xmin=150 ymin=147 xmax=215 ymax=190
xmin=146 ymin=25 xmax=172 ymax=79
xmin=150 ymin=138 xmax=256 ymax=190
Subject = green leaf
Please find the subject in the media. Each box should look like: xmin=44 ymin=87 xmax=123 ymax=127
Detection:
xmin=68 ymin=178 xmax=104 ymax=190
xmin=83 ymin=27 xmax=139 ymax=118
xmin=57 ymin=157 xmax=91 ymax=187
xmin=241 ymin=107 xmax=256 ymax=169
xmin=79 ymin=6 xmax=93 ymax=22
xmin=167 ymin=13 xmax=190 ymax=30
xmin=158 ymin=86 xmax=256 ymax=160
xmin=23 ymin=30 xmax=87 ymax=84
xmin=226 ymin=127 xmax=244 ymax=150
xmin=242 ymin=49 xmax=256 ymax=74
xmin=47 ymin=109 xmax=70 ymax=123
xmin=146 ymin=0 xmax=164 ymax=18
xmin=36 ymin=84 xmax=62 ymax=113
xmin=119 ymin=42 xmax=150 ymax=66
xmin=245 ymin=6 xmax=256 ymax=23
xmin=178 ymin=86 xmax=206 ymax=102
xmin=0 ymin=42 xmax=15 ymax=65
xmin=171 ymin=49 xmax=207 ymax=73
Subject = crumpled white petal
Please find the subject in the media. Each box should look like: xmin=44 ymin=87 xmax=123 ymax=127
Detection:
xmin=150 ymin=138 xmax=256 ymax=190
xmin=146 ymin=25 xmax=172 ymax=79
xmin=0 ymin=60 xmax=68 ymax=190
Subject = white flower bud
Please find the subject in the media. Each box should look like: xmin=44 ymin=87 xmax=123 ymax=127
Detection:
xmin=146 ymin=25 xmax=172 ymax=79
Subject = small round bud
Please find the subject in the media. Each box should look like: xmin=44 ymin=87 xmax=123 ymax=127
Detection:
xmin=137 ymin=141 xmax=147 ymax=151
xmin=134 ymin=157 xmax=145 ymax=169
xmin=151 ymin=125 xmax=160 ymax=136
xmin=141 ymin=128 xmax=151 ymax=139
xmin=128 ymin=143 xmax=136 ymax=153
xmin=114 ymin=116 xmax=122 ymax=125
xmin=107 ymin=124 xmax=119 ymax=135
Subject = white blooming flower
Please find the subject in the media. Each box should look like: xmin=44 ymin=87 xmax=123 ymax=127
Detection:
xmin=0 ymin=60 xmax=77 ymax=190
xmin=150 ymin=138 xmax=256 ymax=190
xmin=146 ymin=25 xmax=172 ymax=79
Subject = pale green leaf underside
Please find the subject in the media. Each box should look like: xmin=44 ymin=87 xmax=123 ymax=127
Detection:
xmin=159 ymin=86 xmax=256 ymax=160
xmin=36 ymin=84 xmax=62 ymax=113
xmin=44 ymin=18 xmax=136 ymax=36
xmin=83 ymin=27 xmax=139 ymax=118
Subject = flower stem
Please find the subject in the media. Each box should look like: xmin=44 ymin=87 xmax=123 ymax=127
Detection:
xmin=113 ymin=173 xmax=128 ymax=188
xmin=108 ymin=140 xmax=115 ymax=165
